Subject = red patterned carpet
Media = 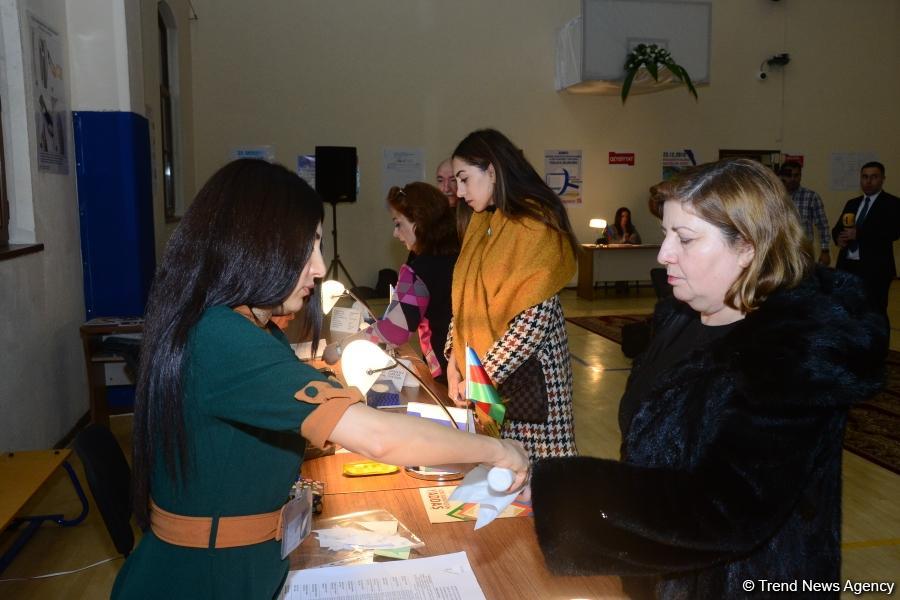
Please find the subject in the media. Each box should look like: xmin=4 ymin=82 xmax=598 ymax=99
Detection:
xmin=567 ymin=314 xmax=900 ymax=475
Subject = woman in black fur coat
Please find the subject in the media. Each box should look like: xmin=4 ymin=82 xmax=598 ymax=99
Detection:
xmin=529 ymin=158 xmax=888 ymax=599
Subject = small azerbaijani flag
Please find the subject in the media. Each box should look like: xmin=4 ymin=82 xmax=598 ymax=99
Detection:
xmin=465 ymin=346 xmax=506 ymax=438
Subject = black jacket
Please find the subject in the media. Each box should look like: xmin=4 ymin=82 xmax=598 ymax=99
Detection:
xmin=832 ymin=190 xmax=900 ymax=280
xmin=531 ymin=268 xmax=887 ymax=599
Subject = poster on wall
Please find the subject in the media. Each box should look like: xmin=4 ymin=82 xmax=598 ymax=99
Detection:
xmin=382 ymin=148 xmax=424 ymax=198
xmin=230 ymin=146 xmax=275 ymax=162
xmin=30 ymin=14 xmax=69 ymax=174
xmin=661 ymin=150 xmax=696 ymax=180
xmin=297 ymin=155 xmax=315 ymax=188
xmin=544 ymin=150 xmax=582 ymax=204
xmin=830 ymin=152 xmax=877 ymax=191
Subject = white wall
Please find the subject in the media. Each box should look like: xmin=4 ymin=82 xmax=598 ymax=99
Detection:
xmin=0 ymin=0 xmax=85 ymax=451
xmin=189 ymin=0 xmax=900 ymax=284
xmin=66 ymin=0 xmax=141 ymax=113
xmin=0 ymin=0 xmax=193 ymax=450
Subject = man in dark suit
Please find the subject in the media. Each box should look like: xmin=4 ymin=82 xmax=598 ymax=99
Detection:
xmin=832 ymin=161 xmax=900 ymax=314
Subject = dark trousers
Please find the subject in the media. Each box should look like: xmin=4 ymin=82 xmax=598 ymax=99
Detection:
xmin=837 ymin=260 xmax=891 ymax=316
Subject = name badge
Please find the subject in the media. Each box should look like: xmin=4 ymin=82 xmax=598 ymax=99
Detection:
xmin=280 ymin=488 xmax=313 ymax=559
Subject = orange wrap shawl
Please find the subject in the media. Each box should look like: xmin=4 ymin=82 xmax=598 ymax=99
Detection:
xmin=451 ymin=208 xmax=576 ymax=374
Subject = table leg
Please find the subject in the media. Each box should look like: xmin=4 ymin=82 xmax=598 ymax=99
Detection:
xmin=0 ymin=461 xmax=90 ymax=575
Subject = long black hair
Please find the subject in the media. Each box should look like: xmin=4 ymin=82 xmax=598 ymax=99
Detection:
xmin=613 ymin=206 xmax=636 ymax=236
xmin=132 ymin=159 xmax=325 ymax=526
xmin=452 ymin=128 xmax=579 ymax=254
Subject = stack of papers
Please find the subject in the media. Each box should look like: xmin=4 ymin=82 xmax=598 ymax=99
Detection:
xmin=281 ymin=551 xmax=486 ymax=599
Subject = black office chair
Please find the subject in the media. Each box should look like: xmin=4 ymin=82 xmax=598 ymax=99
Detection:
xmin=73 ymin=423 xmax=134 ymax=556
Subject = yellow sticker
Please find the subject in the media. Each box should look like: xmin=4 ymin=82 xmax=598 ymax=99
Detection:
xmin=374 ymin=546 xmax=411 ymax=560
xmin=342 ymin=460 xmax=400 ymax=477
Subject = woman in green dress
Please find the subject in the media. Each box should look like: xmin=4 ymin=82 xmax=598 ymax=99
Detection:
xmin=112 ymin=159 xmax=528 ymax=599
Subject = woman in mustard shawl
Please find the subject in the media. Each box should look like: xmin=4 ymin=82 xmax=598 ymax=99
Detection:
xmin=446 ymin=129 xmax=580 ymax=458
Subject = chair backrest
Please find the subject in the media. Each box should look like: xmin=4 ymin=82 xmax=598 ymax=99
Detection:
xmin=374 ymin=268 xmax=398 ymax=298
xmin=650 ymin=268 xmax=673 ymax=300
xmin=73 ymin=423 xmax=134 ymax=556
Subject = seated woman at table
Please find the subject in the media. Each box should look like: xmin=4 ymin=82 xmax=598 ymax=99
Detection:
xmin=527 ymin=158 xmax=887 ymax=599
xmin=602 ymin=206 xmax=642 ymax=244
xmin=113 ymin=159 xmax=528 ymax=600
xmin=324 ymin=182 xmax=458 ymax=383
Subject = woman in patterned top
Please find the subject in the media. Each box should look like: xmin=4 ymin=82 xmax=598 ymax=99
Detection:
xmin=447 ymin=128 xmax=580 ymax=459
xmin=324 ymin=182 xmax=458 ymax=382
xmin=115 ymin=159 xmax=528 ymax=599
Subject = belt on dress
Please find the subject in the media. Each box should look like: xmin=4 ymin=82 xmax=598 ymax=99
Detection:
xmin=149 ymin=499 xmax=284 ymax=549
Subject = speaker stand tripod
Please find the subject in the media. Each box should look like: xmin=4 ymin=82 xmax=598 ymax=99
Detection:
xmin=324 ymin=202 xmax=358 ymax=290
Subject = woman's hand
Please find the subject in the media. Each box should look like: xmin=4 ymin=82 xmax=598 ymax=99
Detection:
xmin=516 ymin=485 xmax=532 ymax=503
xmin=446 ymin=351 xmax=466 ymax=407
xmin=492 ymin=438 xmax=530 ymax=492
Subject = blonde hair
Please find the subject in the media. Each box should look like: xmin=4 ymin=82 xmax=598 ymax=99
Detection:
xmin=649 ymin=158 xmax=813 ymax=312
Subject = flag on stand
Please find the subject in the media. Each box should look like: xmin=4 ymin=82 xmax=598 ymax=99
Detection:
xmin=465 ymin=346 xmax=506 ymax=437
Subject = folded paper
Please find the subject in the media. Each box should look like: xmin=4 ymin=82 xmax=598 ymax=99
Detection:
xmin=448 ymin=465 xmax=519 ymax=530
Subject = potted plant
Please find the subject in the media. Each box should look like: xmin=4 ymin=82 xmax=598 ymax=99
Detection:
xmin=621 ymin=43 xmax=698 ymax=104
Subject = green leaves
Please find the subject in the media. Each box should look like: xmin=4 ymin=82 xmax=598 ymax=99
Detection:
xmin=621 ymin=43 xmax=698 ymax=104
xmin=620 ymin=67 xmax=638 ymax=103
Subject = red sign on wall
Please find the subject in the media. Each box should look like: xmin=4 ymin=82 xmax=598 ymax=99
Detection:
xmin=783 ymin=154 xmax=804 ymax=167
xmin=609 ymin=152 xmax=635 ymax=167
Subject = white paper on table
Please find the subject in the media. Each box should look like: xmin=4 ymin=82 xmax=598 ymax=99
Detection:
xmin=449 ymin=465 xmax=519 ymax=530
xmin=313 ymin=526 xmax=410 ymax=551
xmin=330 ymin=307 xmax=361 ymax=334
xmin=397 ymin=359 xmax=419 ymax=387
xmin=376 ymin=364 xmax=407 ymax=389
xmin=281 ymin=551 xmax=486 ymax=600
xmin=292 ymin=338 xmax=327 ymax=361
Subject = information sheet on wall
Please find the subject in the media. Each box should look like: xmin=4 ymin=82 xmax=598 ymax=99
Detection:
xmin=296 ymin=155 xmax=315 ymax=188
xmin=382 ymin=148 xmax=424 ymax=198
xmin=29 ymin=13 xmax=69 ymax=174
xmin=230 ymin=146 xmax=275 ymax=162
xmin=661 ymin=149 xmax=696 ymax=180
xmin=544 ymin=149 xmax=582 ymax=204
xmin=830 ymin=152 xmax=878 ymax=191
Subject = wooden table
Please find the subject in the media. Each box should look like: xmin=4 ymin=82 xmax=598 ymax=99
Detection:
xmin=292 ymin=349 xmax=622 ymax=597
xmin=577 ymin=243 xmax=661 ymax=300
xmin=292 ymin=453 xmax=622 ymax=599
xmin=0 ymin=449 xmax=88 ymax=574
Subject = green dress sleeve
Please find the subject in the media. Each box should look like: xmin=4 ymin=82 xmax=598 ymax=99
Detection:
xmin=187 ymin=307 xmax=330 ymax=433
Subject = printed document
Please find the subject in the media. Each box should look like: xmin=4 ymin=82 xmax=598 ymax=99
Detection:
xmin=280 ymin=551 xmax=485 ymax=599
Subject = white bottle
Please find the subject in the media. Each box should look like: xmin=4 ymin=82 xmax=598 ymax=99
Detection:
xmin=487 ymin=467 xmax=515 ymax=493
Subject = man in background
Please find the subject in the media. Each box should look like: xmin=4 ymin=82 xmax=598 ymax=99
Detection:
xmin=779 ymin=161 xmax=831 ymax=266
xmin=436 ymin=158 xmax=458 ymax=207
xmin=832 ymin=161 xmax=900 ymax=314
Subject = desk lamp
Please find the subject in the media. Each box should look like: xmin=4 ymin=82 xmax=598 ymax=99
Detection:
xmin=321 ymin=279 xmax=375 ymax=320
xmin=340 ymin=339 xmax=467 ymax=481
xmin=589 ymin=218 xmax=608 ymax=245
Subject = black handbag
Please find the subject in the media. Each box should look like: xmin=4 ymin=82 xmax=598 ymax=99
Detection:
xmin=497 ymin=355 xmax=548 ymax=423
